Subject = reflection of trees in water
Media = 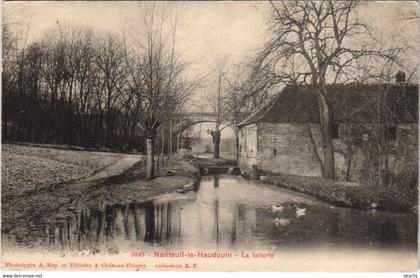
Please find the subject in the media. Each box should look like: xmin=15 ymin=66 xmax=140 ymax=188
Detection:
xmin=214 ymin=200 xmax=220 ymax=244
xmin=230 ymin=204 xmax=257 ymax=249
xmin=211 ymin=175 xmax=220 ymax=245
xmin=41 ymin=201 xmax=180 ymax=250
xmin=213 ymin=175 xmax=219 ymax=188
xmin=43 ymin=195 xmax=256 ymax=250
xmin=380 ymin=219 xmax=399 ymax=244
xmin=132 ymin=205 xmax=146 ymax=240
xmin=210 ymin=202 xmax=257 ymax=249
xmin=139 ymin=202 xmax=177 ymax=244
xmin=368 ymin=217 xmax=399 ymax=245
xmin=144 ymin=203 xmax=155 ymax=242
xmin=38 ymin=181 xmax=416 ymax=251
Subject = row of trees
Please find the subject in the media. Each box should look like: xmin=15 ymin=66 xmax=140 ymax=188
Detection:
xmin=2 ymin=6 xmax=196 ymax=179
xmin=3 ymin=25 xmax=131 ymax=148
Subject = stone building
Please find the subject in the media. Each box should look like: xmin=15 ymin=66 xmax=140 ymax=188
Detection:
xmin=238 ymin=82 xmax=418 ymax=182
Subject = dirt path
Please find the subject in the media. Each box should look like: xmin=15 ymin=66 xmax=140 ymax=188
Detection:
xmin=84 ymin=154 xmax=143 ymax=182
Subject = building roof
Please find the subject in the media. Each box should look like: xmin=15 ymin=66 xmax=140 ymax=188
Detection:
xmin=238 ymin=83 xmax=419 ymax=127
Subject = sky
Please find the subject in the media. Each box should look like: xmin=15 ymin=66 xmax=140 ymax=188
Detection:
xmin=2 ymin=1 xmax=271 ymax=76
xmin=4 ymin=1 xmax=419 ymax=92
xmin=3 ymin=1 xmax=419 ymax=138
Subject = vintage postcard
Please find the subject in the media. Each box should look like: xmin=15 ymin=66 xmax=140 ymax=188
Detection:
xmin=1 ymin=0 xmax=419 ymax=275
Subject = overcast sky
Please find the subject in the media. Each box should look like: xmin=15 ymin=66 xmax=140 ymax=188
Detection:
xmin=3 ymin=1 xmax=419 ymax=138
xmin=3 ymin=1 xmax=270 ymax=75
xmin=4 ymin=1 xmax=418 ymax=86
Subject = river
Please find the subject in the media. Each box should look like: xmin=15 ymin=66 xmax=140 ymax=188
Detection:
xmin=26 ymin=175 xmax=416 ymax=254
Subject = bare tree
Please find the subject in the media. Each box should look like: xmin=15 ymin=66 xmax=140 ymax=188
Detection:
xmin=224 ymin=63 xmax=274 ymax=162
xmin=2 ymin=20 xmax=17 ymax=69
xmin=2 ymin=21 xmax=144 ymax=151
xmin=125 ymin=3 xmax=194 ymax=179
xmin=94 ymin=33 xmax=128 ymax=146
xmin=205 ymin=62 xmax=230 ymax=159
xmin=256 ymin=0 xmax=398 ymax=179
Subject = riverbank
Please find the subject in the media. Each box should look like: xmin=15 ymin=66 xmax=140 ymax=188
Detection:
xmin=1 ymin=143 xmax=128 ymax=200
xmin=1 ymin=145 xmax=208 ymax=246
xmin=1 ymin=143 xmax=241 ymax=247
xmin=4 ymin=142 xmax=415 ymax=248
xmin=257 ymin=173 xmax=418 ymax=214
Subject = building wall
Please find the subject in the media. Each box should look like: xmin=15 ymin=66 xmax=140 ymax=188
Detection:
xmin=238 ymin=124 xmax=258 ymax=170
xmin=254 ymin=123 xmax=324 ymax=177
xmin=338 ymin=123 xmax=418 ymax=181
xmin=238 ymin=122 xmax=418 ymax=183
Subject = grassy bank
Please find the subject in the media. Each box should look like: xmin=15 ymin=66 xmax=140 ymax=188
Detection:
xmin=1 ymin=145 xmax=201 ymax=245
xmin=259 ymin=174 xmax=418 ymax=213
xmin=1 ymin=144 xmax=125 ymax=199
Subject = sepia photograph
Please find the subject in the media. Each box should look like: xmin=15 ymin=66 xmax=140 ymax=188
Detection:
xmin=1 ymin=0 xmax=419 ymax=275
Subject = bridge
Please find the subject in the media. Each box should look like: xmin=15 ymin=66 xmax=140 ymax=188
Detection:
xmin=170 ymin=112 xmax=233 ymax=133
xmin=171 ymin=112 xmax=220 ymax=125
xmin=134 ymin=112 xmax=232 ymax=136
xmin=166 ymin=112 xmax=234 ymax=155
xmin=134 ymin=111 xmax=234 ymax=154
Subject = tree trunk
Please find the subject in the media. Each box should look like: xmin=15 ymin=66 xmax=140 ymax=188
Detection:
xmin=146 ymin=136 xmax=155 ymax=180
xmin=160 ymin=129 xmax=165 ymax=166
xmin=176 ymin=132 xmax=181 ymax=152
xmin=211 ymin=130 xmax=221 ymax=159
xmin=235 ymin=134 xmax=239 ymax=163
xmin=345 ymin=144 xmax=353 ymax=182
xmin=169 ymin=118 xmax=173 ymax=157
xmin=156 ymin=134 xmax=160 ymax=171
xmin=214 ymin=140 xmax=220 ymax=159
xmin=318 ymin=93 xmax=335 ymax=179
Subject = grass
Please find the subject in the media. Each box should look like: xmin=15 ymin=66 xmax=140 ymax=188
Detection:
xmin=1 ymin=146 xmax=197 ymax=243
xmin=260 ymin=173 xmax=418 ymax=213
xmin=1 ymin=144 xmax=123 ymax=198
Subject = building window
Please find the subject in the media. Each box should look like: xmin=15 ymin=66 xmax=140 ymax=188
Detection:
xmin=273 ymin=149 xmax=277 ymax=156
xmin=331 ymin=124 xmax=339 ymax=139
xmin=386 ymin=125 xmax=397 ymax=141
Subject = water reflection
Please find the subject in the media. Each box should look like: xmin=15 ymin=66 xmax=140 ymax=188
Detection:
xmin=36 ymin=175 xmax=417 ymax=252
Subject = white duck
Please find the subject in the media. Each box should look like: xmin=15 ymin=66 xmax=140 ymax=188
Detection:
xmin=271 ymin=204 xmax=285 ymax=212
xmin=295 ymin=207 xmax=306 ymax=218
xmin=273 ymin=218 xmax=290 ymax=226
